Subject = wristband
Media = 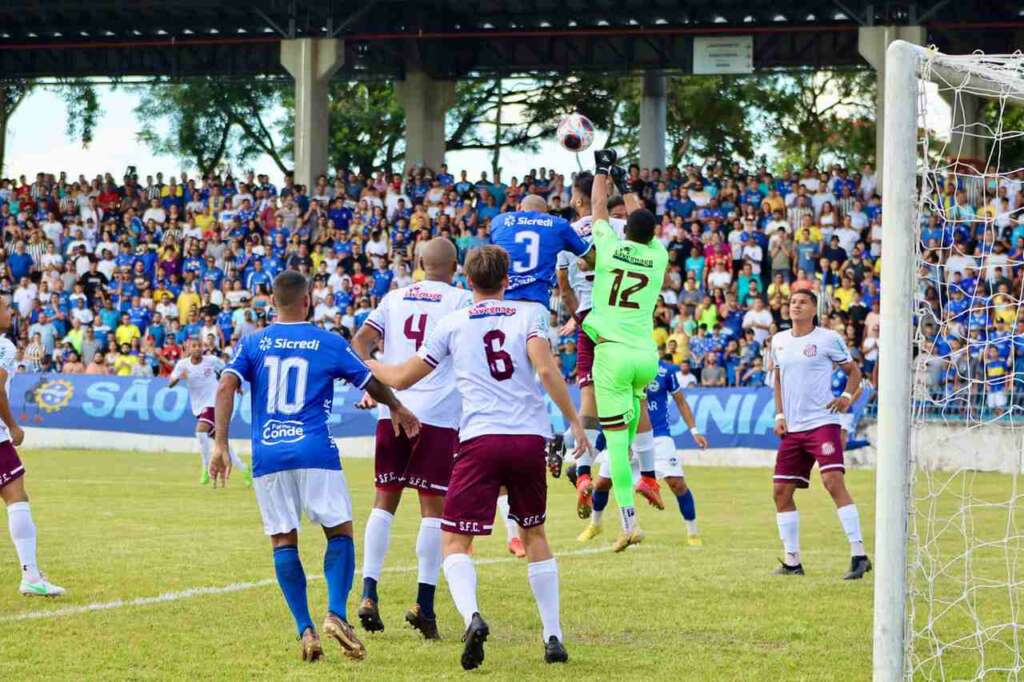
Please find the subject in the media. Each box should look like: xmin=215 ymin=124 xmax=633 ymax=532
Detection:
xmin=689 ymin=427 xmax=701 ymax=437
xmin=840 ymin=392 xmax=852 ymax=401
xmin=775 ymin=414 xmax=785 ymax=422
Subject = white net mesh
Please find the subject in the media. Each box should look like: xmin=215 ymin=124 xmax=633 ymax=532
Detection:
xmin=909 ymin=49 xmax=1024 ymax=680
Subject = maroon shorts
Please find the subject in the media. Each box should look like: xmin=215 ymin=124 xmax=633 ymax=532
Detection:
xmin=375 ymin=420 xmax=458 ymax=495
xmin=442 ymin=434 xmax=547 ymax=536
xmin=197 ymin=407 xmax=216 ymax=433
xmin=0 ymin=441 xmax=25 ymax=489
xmin=575 ymin=310 xmax=595 ymax=388
xmin=774 ymin=423 xmax=845 ymax=488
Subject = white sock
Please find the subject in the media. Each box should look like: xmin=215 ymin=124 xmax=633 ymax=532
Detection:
xmin=443 ymin=553 xmax=479 ymax=627
xmin=7 ymin=502 xmax=40 ymax=581
xmin=196 ymin=432 xmax=212 ymax=470
xmin=416 ymin=517 xmax=443 ymax=586
xmin=633 ymin=430 xmax=655 ymax=473
xmin=577 ymin=428 xmax=600 ymax=468
xmin=592 ymin=508 xmax=603 ymax=525
xmin=776 ymin=510 xmax=801 ymax=565
xmin=686 ymin=520 xmax=699 ymax=535
xmin=361 ymin=508 xmax=394 ymax=582
xmin=837 ymin=504 xmax=866 ymax=556
xmin=497 ymin=495 xmax=517 ymax=542
xmin=527 ymin=558 xmax=563 ymax=642
xmin=619 ymin=505 xmax=637 ymax=533
xmin=227 ymin=445 xmax=247 ymax=472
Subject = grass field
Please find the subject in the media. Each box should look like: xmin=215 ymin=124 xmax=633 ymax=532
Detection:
xmin=1 ymin=449 xmax=1012 ymax=680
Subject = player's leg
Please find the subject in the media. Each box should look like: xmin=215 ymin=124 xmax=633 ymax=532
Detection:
xmin=270 ymin=528 xmax=321 ymax=661
xmin=815 ymin=425 xmax=871 ymax=579
xmin=225 ymin=442 xmax=252 ymax=486
xmin=304 ymin=468 xmax=365 ymax=660
xmin=572 ymin=324 xmax=601 ymax=517
xmin=404 ymin=491 xmax=443 ymax=639
xmin=632 ymin=403 xmax=664 ymax=510
xmin=578 ymin=455 xmax=611 ymax=541
xmin=656 ymin=436 xmax=700 ymax=545
xmin=1 ymin=467 xmax=64 ymax=596
xmin=497 ymin=486 xmax=525 ymax=557
xmin=772 ymin=430 xmax=812 ymax=574
xmin=195 ymin=419 xmax=213 ymax=485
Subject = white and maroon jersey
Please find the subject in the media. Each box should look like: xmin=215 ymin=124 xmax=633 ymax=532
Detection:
xmin=0 ymin=337 xmax=16 ymax=443
xmin=770 ymin=327 xmax=852 ymax=433
xmin=171 ymin=355 xmax=224 ymax=416
xmin=556 ymin=215 xmax=626 ymax=315
xmin=418 ymin=299 xmax=551 ymax=442
xmin=364 ymin=280 xmax=473 ymax=428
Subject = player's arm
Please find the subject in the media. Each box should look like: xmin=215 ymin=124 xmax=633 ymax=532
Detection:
xmin=0 ymin=369 xmax=24 ymax=447
xmin=210 ymin=370 xmax=239 ymax=485
xmin=526 ymin=335 xmax=591 ymax=457
xmin=351 ymin=322 xmax=381 ymax=361
xmin=827 ymin=360 xmax=862 ymax=414
xmin=362 ymin=375 xmax=420 ymax=438
xmin=773 ymin=365 xmax=786 ymax=437
xmin=671 ymin=388 xmax=707 ymax=449
xmin=366 ymin=356 xmax=434 ymax=391
xmin=557 ymin=266 xmax=579 ymax=317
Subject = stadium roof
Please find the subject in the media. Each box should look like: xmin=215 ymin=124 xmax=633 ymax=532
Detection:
xmin=0 ymin=1 xmax=1020 ymax=79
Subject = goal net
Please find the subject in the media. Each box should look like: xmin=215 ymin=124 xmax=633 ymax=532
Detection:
xmin=877 ymin=42 xmax=1024 ymax=681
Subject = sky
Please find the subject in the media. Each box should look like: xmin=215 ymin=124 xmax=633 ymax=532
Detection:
xmin=4 ymin=83 xmax=952 ymax=184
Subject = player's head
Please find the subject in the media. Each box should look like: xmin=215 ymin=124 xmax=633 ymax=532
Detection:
xmin=188 ymin=337 xmax=202 ymax=360
xmin=624 ymin=208 xmax=657 ymax=244
xmin=789 ymin=288 xmax=818 ymax=323
xmin=607 ymin=195 xmax=627 ymax=219
xmin=571 ymin=172 xmax=594 ymax=216
xmin=519 ymin=194 xmax=548 ymax=213
xmin=0 ymin=296 xmax=11 ymax=333
xmin=272 ymin=270 xmax=311 ymax=321
xmin=418 ymin=237 xmax=458 ymax=281
xmin=464 ymin=246 xmax=509 ymax=298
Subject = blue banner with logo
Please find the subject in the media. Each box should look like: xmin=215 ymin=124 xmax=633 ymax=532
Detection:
xmin=12 ymin=374 xmax=872 ymax=450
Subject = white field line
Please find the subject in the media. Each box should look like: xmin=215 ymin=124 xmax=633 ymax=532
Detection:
xmin=2 ymin=546 xmax=613 ymax=623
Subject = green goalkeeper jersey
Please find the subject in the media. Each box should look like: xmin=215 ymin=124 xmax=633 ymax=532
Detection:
xmin=582 ymin=218 xmax=668 ymax=347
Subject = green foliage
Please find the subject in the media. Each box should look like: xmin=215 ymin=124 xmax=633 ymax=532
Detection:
xmin=53 ymin=80 xmax=102 ymax=147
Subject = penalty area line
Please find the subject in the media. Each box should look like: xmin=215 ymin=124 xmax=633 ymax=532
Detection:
xmin=2 ymin=545 xmax=613 ymax=623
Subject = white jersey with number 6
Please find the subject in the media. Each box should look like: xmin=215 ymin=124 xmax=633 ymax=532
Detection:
xmin=770 ymin=327 xmax=852 ymax=433
xmin=418 ymin=299 xmax=551 ymax=442
xmin=364 ymin=280 xmax=472 ymax=428
xmin=170 ymin=355 xmax=224 ymax=415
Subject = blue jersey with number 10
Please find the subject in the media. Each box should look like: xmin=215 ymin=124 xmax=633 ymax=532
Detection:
xmin=225 ymin=322 xmax=372 ymax=477
xmin=489 ymin=210 xmax=591 ymax=305
xmin=646 ymin=361 xmax=682 ymax=438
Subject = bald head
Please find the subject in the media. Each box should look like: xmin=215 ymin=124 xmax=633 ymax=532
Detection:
xmin=519 ymin=195 xmax=548 ymax=213
xmin=419 ymin=237 xmax=458 ymax=281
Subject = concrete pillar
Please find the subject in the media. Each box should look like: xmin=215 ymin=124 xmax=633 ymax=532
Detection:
xmin=939 ymin=91 xmax=986 ymax=166
xmin=858 ymin=25 xmax=925 ymax=185
xmin=396 ymin=69 xmax=456 ymax=170
xmin=281 ymin=38 xmax=344 ymax=188
xmin=640 ymin=73 xmax=667 ymax=171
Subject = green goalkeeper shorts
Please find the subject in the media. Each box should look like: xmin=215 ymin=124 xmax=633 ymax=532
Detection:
xmin=593 ymin=341 xmax=659 ymax=428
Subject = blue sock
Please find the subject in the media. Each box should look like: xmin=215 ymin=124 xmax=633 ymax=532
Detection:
xmin=677 ymin=489 xmax=696 ymax=521
xmin=361 ymin=577 xmax=378 ymax=602
xmin=416 ymin=582 xmax=436 ymax=619
xmin=273 ymin=545 xmax=313 ymax=636
xmin=324 ymin=535 xmax=355 ymax=620
xmin=595 ymin=432 xmax=607 ymax=451
xmin=593 ymin=490 xmax=610 ymax=512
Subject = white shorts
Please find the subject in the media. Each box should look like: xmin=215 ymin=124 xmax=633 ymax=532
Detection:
xmin=253 ymin=468 xmax=352 ymax=536
xmin=597 ymin=436 xmax=685 ymax=480
xmin=987 ymin=392 xmax=1008 ymax=409
xmin=838 ymin=412 xmax=854 ymax=433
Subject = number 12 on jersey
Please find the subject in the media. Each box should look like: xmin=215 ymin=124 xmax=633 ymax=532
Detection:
xmin=608 ymin=268 xmax=649 ymax=309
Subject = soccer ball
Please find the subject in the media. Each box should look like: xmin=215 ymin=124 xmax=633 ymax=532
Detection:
xmin=556 ymin=113 xmax=595 ymax=152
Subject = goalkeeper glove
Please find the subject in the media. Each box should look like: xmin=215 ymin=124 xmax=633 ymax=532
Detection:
xmin=594 ymin=149 xmax=617 ymax=175
xmin=610 ymin=165 xmax=631 ymax=196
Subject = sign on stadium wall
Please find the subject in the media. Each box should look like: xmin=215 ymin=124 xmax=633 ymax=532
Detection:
xmin=10 ymin=374 xmax=871 ymax=450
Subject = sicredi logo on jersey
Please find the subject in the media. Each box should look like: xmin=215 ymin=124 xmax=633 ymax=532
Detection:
xmin=261 ymin=338 xmax=321 ymax=351
xmin=261 ymin=419 xmax=305 ymax=445
xmin=514 ymin=216 xmax=553 ymax=227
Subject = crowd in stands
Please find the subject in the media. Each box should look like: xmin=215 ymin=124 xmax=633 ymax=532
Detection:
xmin=0 ymin=159 xmax=921 ymax=390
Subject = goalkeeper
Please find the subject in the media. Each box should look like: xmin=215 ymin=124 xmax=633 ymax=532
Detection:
xmin=578 ymin=149 xmax=668 ymax=552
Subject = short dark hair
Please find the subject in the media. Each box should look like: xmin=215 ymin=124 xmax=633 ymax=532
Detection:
xmin=625 ymin=208 xmax=657 ymax=243
xmin=606 ymin=195 xmax=625 ymax=211
xmin=464 ymin=246 xmax=509 ymax=294
xmin=573 ymin=172 xmax=594 ymax=201
xmin=272 ymin=270 xmax=309 ymax=308
xmin=791 ymin=288 xmax=817 ymax=305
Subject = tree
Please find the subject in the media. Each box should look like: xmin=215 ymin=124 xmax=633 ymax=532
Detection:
xmin=134 ymin=78 xmax=288 ymax=177
xmin=0 ymin=79 xmax=100 ymax=175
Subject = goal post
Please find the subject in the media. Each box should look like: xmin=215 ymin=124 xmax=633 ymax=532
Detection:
xmin=876 ymin=39 xmax=1024 ymax=681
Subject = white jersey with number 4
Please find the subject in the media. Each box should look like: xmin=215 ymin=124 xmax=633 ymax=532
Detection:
xmin=770 ymin=327 xmax=852 ymax=433
xmin=364 ymin=280 xmax=472 ymax=428
xmin=418 ymin=299 xmax=551 ymax=442
xmin=0 ymin=337 xmax=16 ymax=443
xmin=557 ymin=215 xmax=626 ymax=315
xmin=171 ymin=355 xmax=224 ymax=415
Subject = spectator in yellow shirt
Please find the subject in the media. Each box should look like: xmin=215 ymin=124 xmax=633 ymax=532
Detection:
xmin=115 ymin=314 xmax=141 ymax=347
xmin=667 ymin=323 xmax=690 ymax=362
xmin=834 ymin=276 xmax=857 ymax=312
xmin=177 ymin=287 xmax=201 ymax=322
xmin=113 ymin=343 xmax=140 ymax=376
xmin=793 ymin=215 xmax=823 ymax=244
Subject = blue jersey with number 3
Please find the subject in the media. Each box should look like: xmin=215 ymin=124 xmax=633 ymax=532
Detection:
xmin=646 ymin=361 xmax=681 ymax=438
xmin=489 ymin=210 xmax=591 ymax=305
xmin=225 ymin=322 xmax=372 ymax=476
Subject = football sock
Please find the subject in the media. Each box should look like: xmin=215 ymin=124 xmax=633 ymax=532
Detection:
xmin=273 ymin=545 xmax=313 ymax=636
xmin=576 ymin=427 xmax=600 ymax=474
xmin=361 ymin=508 xmax=393 ymax=601
xmin=196 ymin=432 xmax=212 ymax=471
xmin=527 ymin=558 xmax=563 ymax=643
xmin=604 ymin=428 xmax=636 ymax=516
xmin=676 ymin=489 xmax=698 ymax=535
xmin=6 ymin=502 xmax=40 ymax=581
xmin=443 ymin=553 xmax=478 ymax=628
xmin=837 ymin=504 xmax=866 ymax=556
xmin=633 ymin=430 xmax=656 ymax=478
xmin=497 ymin=495 xmax=517 ymax=542
xmin=776 ymin=511 xmax=801 ymax=565
xmin=591 ymin=490 xmax=609 ymax=525
xmin=323 ymin=534 xmax=355 ymax=620
xmin=415 ymin=517 xmax=442 ymax=618
xmin=227 ymin=445 xmax=247 ymax=471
